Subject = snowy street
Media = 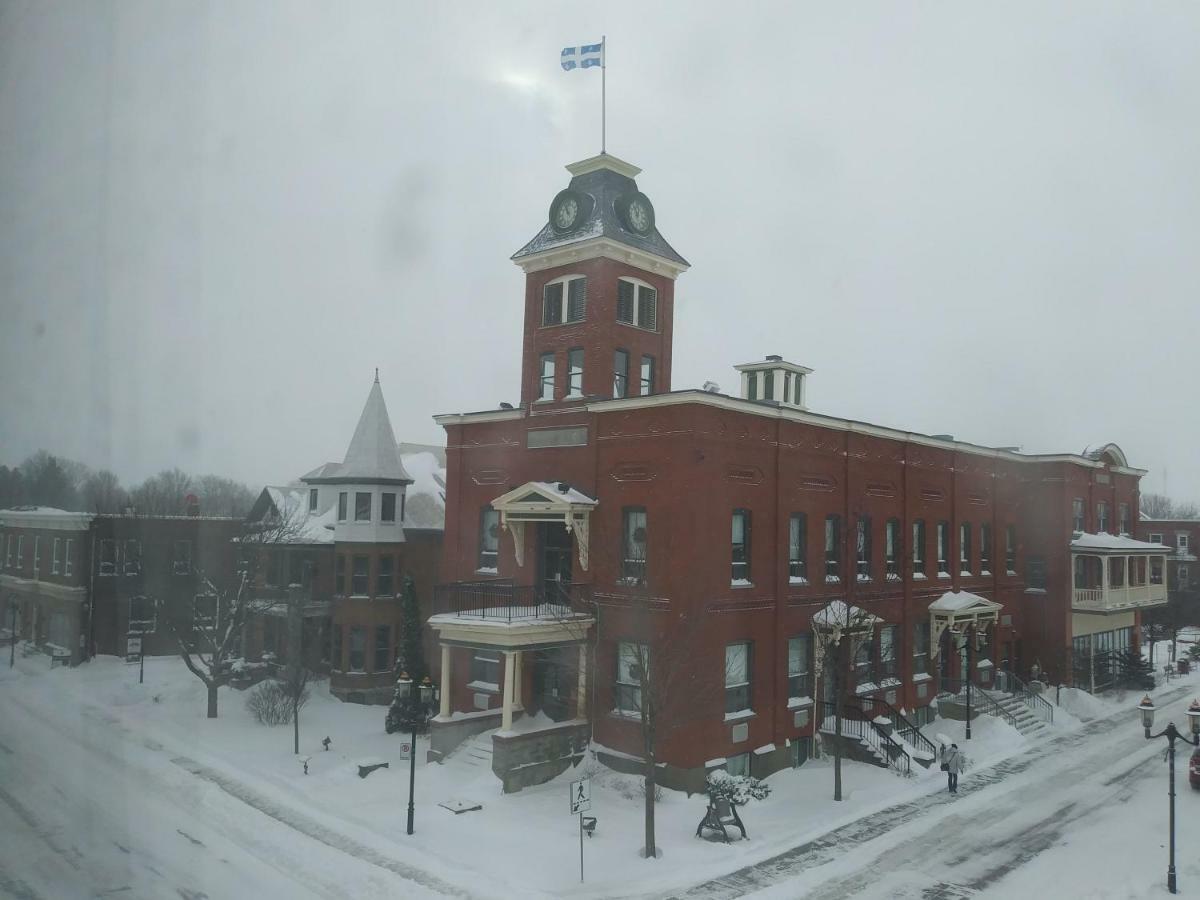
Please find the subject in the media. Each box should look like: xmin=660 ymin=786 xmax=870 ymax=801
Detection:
xmin=676 ymin=683 xmax=1200 ymax=900
xmin=1 ymin=650 xmax=1197 ymax=900
xmin=0 ymin=664 xmax=456 ymax=900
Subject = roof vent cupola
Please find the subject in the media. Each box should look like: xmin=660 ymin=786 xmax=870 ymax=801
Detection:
xmin=734 ymin=356 xmax=813 ymax=410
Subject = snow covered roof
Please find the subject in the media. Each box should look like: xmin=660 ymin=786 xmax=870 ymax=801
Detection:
xmin=812 ymin=600 xmax=881 ymax=629
xmin=929 ymin=591 xmax=1002 ymax=614
xmin=399 ymin=448 xmax=446 ymax=530
xmin=0 ymin=507 xmax=93 ymax=530
xmin=253 ymin=487 xmax=338 ymax=544
xmin=1071 ymin=532 xmax=1169 ymax=553
xmin=304 ymin=377 xmax=412 ymax=485
xmin=511 ymin=155 xmax=689 ymax=270
xmin=491 ymin=481 xmax=598 ymax=509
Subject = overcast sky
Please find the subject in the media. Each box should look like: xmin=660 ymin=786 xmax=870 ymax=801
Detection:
xmin=3 ymin=1 xmax=1199 ymax=500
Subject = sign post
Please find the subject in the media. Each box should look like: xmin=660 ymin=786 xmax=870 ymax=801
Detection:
xmin=569 ymin=777 xmax=591 ymax=882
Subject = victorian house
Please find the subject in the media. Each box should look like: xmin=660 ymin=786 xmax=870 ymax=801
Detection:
xmin=241 ymin=375 xmax=444 ymax=703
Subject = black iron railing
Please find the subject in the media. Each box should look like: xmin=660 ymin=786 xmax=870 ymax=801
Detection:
xmin=816 ymin=699 xmax=911 ymax=777
xmin=937 ymin=677 xmax=1019 ymax=730
xmin=994 ymin=670 xmax=1054 ymax=724
xmin=859 ymin=695 xmax=938 ymax=759
xmin=432 ymin=580 xmax=592 ymax=623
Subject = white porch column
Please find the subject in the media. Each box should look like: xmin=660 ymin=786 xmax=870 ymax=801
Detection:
xmin=512 ymin=650 xmax=524 ymax=711
xmin=439 ymin=644 xmax=451 ymax=718
xmin=576 ymin=644 xmax=588 ymax=719
xmin=502 ymin=650 xmax=515 ymax=731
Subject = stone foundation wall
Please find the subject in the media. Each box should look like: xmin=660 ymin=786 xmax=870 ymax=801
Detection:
xmin=493 ymin=721 xmax=590 ymax=793
xmin=428 ymin=709 xmax=505 ymax=763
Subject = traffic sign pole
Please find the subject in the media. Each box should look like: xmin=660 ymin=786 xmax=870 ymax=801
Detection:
xmin=579 ymin=811 xmax=584 ymax=882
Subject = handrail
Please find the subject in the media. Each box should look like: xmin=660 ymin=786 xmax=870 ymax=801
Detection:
xmin=938 ymin=677 xmax=1019 ymax=730
xmin=858 ymin=695 xmax=938 ymax=758
xmin=817 ymin=700 xmax=911 ymax=777
xmin=432 ymin=580 xmax=592 ymax=623
xmin=995 ymin=670 xmax=1054 ymax=724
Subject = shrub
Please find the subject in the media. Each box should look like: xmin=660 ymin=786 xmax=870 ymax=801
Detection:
xmin=246 ymin=679 xmax=295 ymax=725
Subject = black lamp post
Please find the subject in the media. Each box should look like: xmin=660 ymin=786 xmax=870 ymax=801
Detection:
xmin=1137 ymin=695 xmax=1200 ymax=894
xmin=8 ymin=597 xmax=17 ymax=668
xmin=396 ymin=672 xmax=439 ymax=836
xmin=955 ymin=627 xmax=973 ymax=741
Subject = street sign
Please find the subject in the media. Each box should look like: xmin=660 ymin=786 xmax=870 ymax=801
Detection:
xmin=569 ymin=777 xmax=591 ymax=814
xmin=125 ymin=637 xmax=142 ymax=663
xmin=399 ymin=741 xmax=412 ymax=761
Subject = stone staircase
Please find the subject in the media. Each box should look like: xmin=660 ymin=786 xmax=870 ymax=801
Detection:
xmin=987 ymin=691 xmax=1051 ymax=738
xmin=451 ymin=729 xmax=496 ymax=773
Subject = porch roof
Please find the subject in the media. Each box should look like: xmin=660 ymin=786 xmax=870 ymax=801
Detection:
xmin=929 ymin=590 xmax=1002 ymax=615
xmin=1071 ymin=532 xmax=1169 ymax=554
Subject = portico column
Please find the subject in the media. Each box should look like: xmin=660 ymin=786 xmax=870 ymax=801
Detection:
xmin=439 ymin=644 xmax=451 ymax=718
xmin=502 ymin=650 xmax=515 ymax=731
xmin=512 ymin=650 xmax=524 ymax=711
xmin=576 ymin=644 xmax=588 ymax=719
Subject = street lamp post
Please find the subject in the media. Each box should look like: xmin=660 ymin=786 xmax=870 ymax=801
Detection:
xmin=395 ymin=672 xmax=439 ymax=836
xmin=1137 ymin=695 xmax=1200 ymax=894
xmin=8 ymin=598 xmax=17 ymax=668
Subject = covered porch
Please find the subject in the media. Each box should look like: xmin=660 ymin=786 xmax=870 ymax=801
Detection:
xmin=1070 ymin=532 xmax=1169 ymax=613
xmin=930 ymin=590 xmax=1002 ymax=691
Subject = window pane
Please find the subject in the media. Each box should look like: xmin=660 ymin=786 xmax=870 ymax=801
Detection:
xmin=338 ymin=492 xmax=347 ymax=521
xmin=381 ymin=492 xmax=396 ymax=522
xmin=622 ymin=507 xmax=647 ymax=582
xmin=725 ymin=643 xmax=748 ymax=685
xmin=540 ymin=353 xmax=555 ymax=401
xmin=352 ymin=556 xmax=369 ymax=595
xmin=789 ymin=513 xmax=806 ymax=579
xmin=567 ymin=347 xmax=584 ymax=396
xmin=309 ymin=488 xmax=318 ymax=511
xmin=613 ymin=350 xmax=629 ymax=398
xmin=378 ymin=556 xmax=394 ymax=596
xmin=355 ymin=492 xmax=371 ymax=521
xmin=637 ymin=285 xmax=657 ymax=329
xmin=374 ymin=625 xmax=390 ymax=672
xmin=479 ymin=508 xmax=499 ymax=570
xmin=348 ymin=627 xmax=365 ymax=672
xmin=640 ymin=355 xmax=655 ymax=395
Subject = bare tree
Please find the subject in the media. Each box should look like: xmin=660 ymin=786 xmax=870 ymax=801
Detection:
xmin=1142 ymin=493 xmax=1176 ymax=519
xmin=81 ymin=469 xmax=128 ymax=513
xmin=812 ymin=600 xmax=880 ymax=802
xmin=609 ymin=593 xmax=725 ymax=861
xmin=129 ymin=468 xmax=194 ymax=516
xmin=195 ymin=474 xmax=257 ymax=518
xmin=158 ymin=511 xmax=303 ymax=718
xmin=280 ymin=663 xmax=312 ymax=754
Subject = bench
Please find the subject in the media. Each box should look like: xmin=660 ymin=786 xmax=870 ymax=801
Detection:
xmin=695 ymin=796 xmax=747 ymax=843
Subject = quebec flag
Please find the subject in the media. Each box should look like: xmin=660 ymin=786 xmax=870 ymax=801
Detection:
xmin=561 ymin=42 xmax=603 ymax=71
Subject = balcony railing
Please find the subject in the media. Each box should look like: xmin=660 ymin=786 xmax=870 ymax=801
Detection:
xmin=433 ymin=580 xmax=593 ymax=623
xmin=1072 ymin=582 xmax=1167 ymax=612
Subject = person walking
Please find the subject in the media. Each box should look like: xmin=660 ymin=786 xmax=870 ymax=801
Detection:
xmin=942 ymin=742 xmax=964 ymax=793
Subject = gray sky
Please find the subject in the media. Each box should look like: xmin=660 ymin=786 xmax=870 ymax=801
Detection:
xmin=3 ymin=1 xmax=1199 ymax=499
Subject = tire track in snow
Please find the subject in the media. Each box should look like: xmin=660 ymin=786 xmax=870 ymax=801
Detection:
xmin=645 ymin=683 xmax=1198 ymax=900
xmin=170 ymin=755 xmax=471 ymax=897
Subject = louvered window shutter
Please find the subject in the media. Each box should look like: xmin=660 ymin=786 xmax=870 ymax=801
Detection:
xmin=617 ymin=280 xmax=634 ymax=323
xmin=542 ymin=282 xmax=564 ymax=325
xmin=638 ymin=287 xmax=658 ymax=330
xmin=567 ymin=277 xmax=587 ymax=321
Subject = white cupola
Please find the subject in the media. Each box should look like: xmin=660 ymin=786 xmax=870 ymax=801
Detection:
xmin=734 ymin=355 xmax=812 ymax=410
xmin=302 ymin=372 xmax=412 ymax=544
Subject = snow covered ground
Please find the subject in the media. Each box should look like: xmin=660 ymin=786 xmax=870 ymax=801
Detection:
xmin=1 ymin=648 xmax=1197 ymax=899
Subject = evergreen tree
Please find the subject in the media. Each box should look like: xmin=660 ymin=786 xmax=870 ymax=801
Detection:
xmin=385 ymin=575 xmax=428 ymax=734
xmin=1115 ymin=648 xmax=1155 ymax=691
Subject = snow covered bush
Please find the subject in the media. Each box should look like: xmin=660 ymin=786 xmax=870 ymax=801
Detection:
xmin=246 ymin=679 xmax=303 ymax=725
xmin=704 ymin=769 xmax=771 ymax=806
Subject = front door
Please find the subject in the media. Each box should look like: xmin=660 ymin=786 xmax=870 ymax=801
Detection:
xmin=531 ymin=648 xmax=569 ymax=722
xmin=538 ymin=522 xmax=573 ymax=602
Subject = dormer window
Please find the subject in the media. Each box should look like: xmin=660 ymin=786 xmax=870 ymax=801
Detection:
xmin=542 ymin=275 xmax=587 ymax=325
xmin=617 ymin=278 xmax=657 ymax=330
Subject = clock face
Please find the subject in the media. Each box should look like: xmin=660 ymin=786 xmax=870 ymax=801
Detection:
xmin=618 ymin=192 xmax=655 ymax=235
xmin=549 ymin=190 xmax=588 ymax=233
xmin=628 ymin=199 xmax=651 ymax=233
xmin=555 ymin=196 xmax=579 ymax=229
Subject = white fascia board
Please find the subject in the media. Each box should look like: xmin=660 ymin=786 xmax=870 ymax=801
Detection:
xmin=565 ymin=154 xmax=642 ymax=178
xmin=511 ymin=236 xmax=689 ymax=279
xmin=734 ymin=361 xmax=814 ymax=376
xmin=587 ymin=391 xmax=1128 ymax=472
xmin=433 ymin=409 xmax=526 ymax=427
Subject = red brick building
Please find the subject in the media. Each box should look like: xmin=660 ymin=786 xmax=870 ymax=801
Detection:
xmin=424 ymin=152 xmax=1171 ymax=791
xmin=241 ymin=376 xmax=444 ymax=703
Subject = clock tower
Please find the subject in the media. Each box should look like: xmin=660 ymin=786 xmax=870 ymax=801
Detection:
xmin=511 ymin=153 xmax=689 ymax=407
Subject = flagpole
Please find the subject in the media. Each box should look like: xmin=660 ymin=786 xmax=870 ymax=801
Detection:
xmin=601 ymin=35 xmax=606 ymax=154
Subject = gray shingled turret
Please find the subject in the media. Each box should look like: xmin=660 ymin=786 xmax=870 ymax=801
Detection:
xmin=336 ymin=376 xmax=412 ymax=484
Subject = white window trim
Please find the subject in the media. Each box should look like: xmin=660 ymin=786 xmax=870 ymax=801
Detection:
xmin=616 ymin=276 xmax=659 ymax=332
xmin=541 ymin=274 xmax=586 ymax=326
xmin=64 ymin=539 xmax=73 ymax=576
xmin=537 ymin=353 xmax=555 ymax=402
xmin=52 ymin=538 xmax=62 ymax=575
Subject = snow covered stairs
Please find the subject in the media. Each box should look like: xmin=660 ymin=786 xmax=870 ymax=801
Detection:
xmin=451 ymin=729 xmax=496 ymax=774
xmin=987 ymin=692 xmax=1051 ymax=738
